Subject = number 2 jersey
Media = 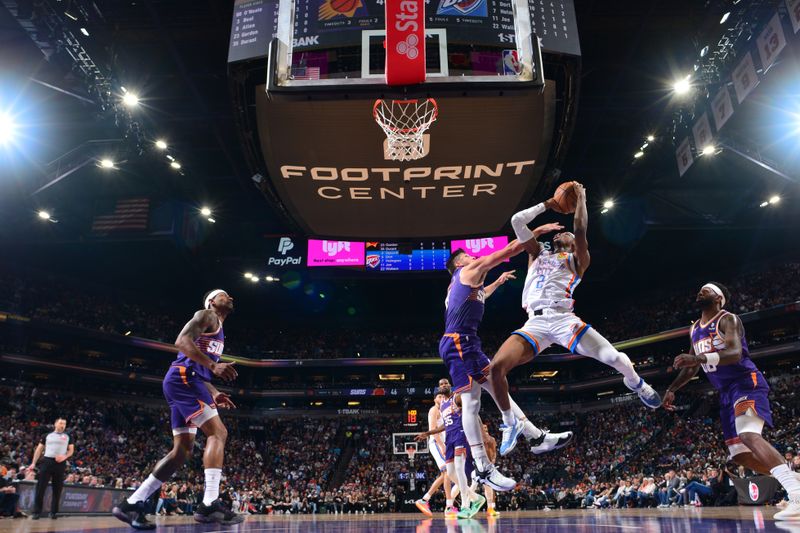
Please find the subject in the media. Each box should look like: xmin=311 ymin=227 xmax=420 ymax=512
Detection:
xmin=522 ymin=250 xmax=581 ymax=313
xmin=689 ymin=309 xmax=764 ymax=391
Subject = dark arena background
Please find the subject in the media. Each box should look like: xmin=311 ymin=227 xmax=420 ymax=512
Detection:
xmin=1 ymin=0 xmax=800 ymax=531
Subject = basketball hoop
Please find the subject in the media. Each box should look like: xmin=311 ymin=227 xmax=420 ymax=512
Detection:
xmin=373 ymin=98 xmax=438 ymax=161
xmin=405 ymin=445 xmax=417 ymax=464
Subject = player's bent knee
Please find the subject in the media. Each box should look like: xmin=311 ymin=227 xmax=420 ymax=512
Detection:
xmin=735 ymin=411 xmax=765 ymax=438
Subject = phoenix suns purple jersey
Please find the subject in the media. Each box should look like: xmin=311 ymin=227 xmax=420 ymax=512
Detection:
xmin=444 ymin=268 xmax=485 ymax=335
xmin=690 ymin=310 xmax=761 ymax=391
xmin=171 ymin=320 xmax=224 ymax=382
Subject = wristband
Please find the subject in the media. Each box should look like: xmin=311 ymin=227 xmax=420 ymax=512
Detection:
xmin=704 ymin=352 xmax=720 ymax=366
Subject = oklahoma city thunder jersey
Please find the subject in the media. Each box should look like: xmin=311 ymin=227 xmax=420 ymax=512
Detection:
xmin=171 ymin=319 xmax=224 ymax=382
xmin=690 ymin=310 xmax=760 ymax=391
xmin=522 ymin=250 xmax=580 ymax=313
xmin=444 ymin=268 xmax=485 ymax=335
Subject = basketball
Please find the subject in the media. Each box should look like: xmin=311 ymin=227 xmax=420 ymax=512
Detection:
xmin=330 ymin=0 xmax=358 ymax=13
xmin=553 ymin=181 xmax=578 ymax=214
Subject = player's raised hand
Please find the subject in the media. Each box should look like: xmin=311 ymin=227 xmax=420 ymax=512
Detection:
xmin=534 ymin=222 xmax=564 ymax=235
xmin=212 ymin=361 xmax=238 ymax=381
xmin=414 ymin=432 xmax=428 ymax=442
xmin=662 ymin=390 xmax=676 ymax=411
xmin=496 ymin=271 xmax=516 ymax=285
xmin=574 ymin=182 xmax=586 ymax=200
xmin=214 ymin=391 xmax=237 ymax=409
xmin=673 ymin=353 xmax=700 ymax=369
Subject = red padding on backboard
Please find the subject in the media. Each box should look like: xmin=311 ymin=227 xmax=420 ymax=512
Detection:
xmin=385 ymin=0 xmax=426 ymax=86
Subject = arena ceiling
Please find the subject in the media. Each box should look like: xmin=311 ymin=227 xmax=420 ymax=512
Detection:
xmin=0 ymin=0 xmax=798 ymax=319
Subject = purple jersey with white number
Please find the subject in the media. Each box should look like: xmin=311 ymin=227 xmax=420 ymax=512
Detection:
xmin=690 ymin=310 xmax=760 ymax=391
xmin=444 ymin=268 xmax=485 ymax=335
xmin=171 ymin=319 xmax=224 ymax=382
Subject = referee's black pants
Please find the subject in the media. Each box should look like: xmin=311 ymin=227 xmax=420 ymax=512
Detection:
xmin=33 ymin=458 xmax=66 ymax=515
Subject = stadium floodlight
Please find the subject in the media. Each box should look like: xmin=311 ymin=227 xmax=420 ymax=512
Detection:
xmin=759 ymin=201 xmax=769 ymax=208
xmin=600 ymin=208 xmax=609 ymax=214
xmin=769 ymin=195 xmax=781 ymax=205
xmin=200 ymin=206 xmax=212 ymax=216
xmin=672 ymin=76 xmax=691 ymax=95
xmin=0 ymin=113 xmax=17 ymax=145
xmin=38 ymin=210 xmax=51 ymax=220
xmin=122 ymin=92 xmax=139 ymax=107
xmin=701 ymin=145 xmax=716 ymax=156
xmin=170 ymin=161 xmax=181 ymax=169
xmin=244 ymin=272 xmax=253 ymax=279
xmin=250 ymin=276 xmax=259 ymax=282
xmin=646 ymin=135 xmax=655 ymax=142
xmin=720 ymin=12 xmax=730 ymax=24
xmin=155 ymin=139 xmax=168 ymax=150
xmin=206 ymin=217 xmax=216 ymax=223
xmin=80 ymin=28 xmax=90 ymax=36
xmin=603 ymin=200 xmax=614 ymax=209
xmin=99 ymin=158 xmax=115 ymax=169
xmin=634 ymin=151 xmax=644 ymax=159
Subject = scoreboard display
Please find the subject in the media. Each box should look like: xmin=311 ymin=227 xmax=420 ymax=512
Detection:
xmin=228 ymin=0 xmax=580 ymax=63
xmin=365 ymin=241 xmax=450 ymax=272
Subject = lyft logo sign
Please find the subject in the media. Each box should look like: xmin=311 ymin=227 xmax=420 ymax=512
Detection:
xmin=451 ymin=236 xmax=509 ymax=261
xmin=308 ymin=239 xmax=365 ymax=267
xmin=322 ymin=240 xmax=351 ymax=257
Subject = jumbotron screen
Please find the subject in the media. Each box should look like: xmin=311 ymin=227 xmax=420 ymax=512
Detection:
xmin=228 ymin=0 xmax=580 ymax=63
xmin=365 ymin=241 xmax=450 ymax=272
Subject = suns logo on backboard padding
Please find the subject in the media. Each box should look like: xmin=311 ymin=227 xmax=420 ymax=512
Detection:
xmin=436 ymin=0 xmax=486 ymax=17
xmin=319 ymin=0 xmax=366 ymax=21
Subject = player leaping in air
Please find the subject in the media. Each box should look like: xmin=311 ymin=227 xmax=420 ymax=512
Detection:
xmin=442 ymin=232 xmax=573 ymax=492
xmin=489 ymin=183 xmax=661 ymax=456
xmin=664 ymin=282 xmax=800 ymax=520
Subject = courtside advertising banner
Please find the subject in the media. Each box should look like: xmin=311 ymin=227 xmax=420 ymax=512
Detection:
xmin=307 ymin=239 xmax=366 ymax=266
xmin=385 ymin=0 xmax=426 ymax=85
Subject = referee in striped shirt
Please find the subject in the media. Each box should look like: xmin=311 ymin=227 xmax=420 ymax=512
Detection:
xmin=27 ymin=417 xmax=73 ymax=519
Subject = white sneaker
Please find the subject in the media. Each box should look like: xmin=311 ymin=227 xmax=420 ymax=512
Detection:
xmin=499 ymin=418 xmax=526 ymax=456
xmin=774 ymin=496 xmax=800 ymax=521
xmin=474 ymin=465 xmax=517 ymax=492
xmin=530 ymin=430 xmax=574 ymax=455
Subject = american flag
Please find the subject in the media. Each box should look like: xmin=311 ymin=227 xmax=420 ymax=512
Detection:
xmin=91 ymin=198 xmax=150 ymax=233
xmin=292 ymin=66 xmax=321 ymax=80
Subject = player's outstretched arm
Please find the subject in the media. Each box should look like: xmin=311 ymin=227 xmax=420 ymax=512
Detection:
xmin=674 ymin=314 xmax=743 ymax=369
xmin=415 ymin=425 xmax=445 ymax=441
xmin=484 ymin=270 xmax=516 ymax=299
xmin=573 ymin=183 xmax=591 ymax=275
xmin=175 ymin=310 xmax=238 ymax=381
xmin=664 ymin=346 xmax=700 ymax=410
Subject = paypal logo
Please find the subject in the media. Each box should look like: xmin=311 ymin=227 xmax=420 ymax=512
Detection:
xmin=278 ymin=237 xmax=294 ymax=255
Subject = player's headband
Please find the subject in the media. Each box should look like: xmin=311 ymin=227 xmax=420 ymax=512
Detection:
xmin=205 ymin=289 xmax=228 ymax=309
xmin=702 ymin=284 xmax=726 ymax=307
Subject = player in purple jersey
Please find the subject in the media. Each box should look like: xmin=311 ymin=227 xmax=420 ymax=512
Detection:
xmin=442 ymin=229 xmax=573 ymax=493
xmin=417 ymin=388 xmax=485 ymax=519
xmin=113 ymin=290 xmax=244 ymax=529
xmin=664 ymin=282 xmax=800 ymax=520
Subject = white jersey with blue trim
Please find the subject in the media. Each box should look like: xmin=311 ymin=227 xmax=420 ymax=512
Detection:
xmin=522 ymin=250 xmax=581 ymax=313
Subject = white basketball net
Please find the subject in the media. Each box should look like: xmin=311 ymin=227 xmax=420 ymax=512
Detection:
xmin=405 ymin=446 xmax=417 ymax=464
xmin=373 ymin=99 xmax=438 ymax=161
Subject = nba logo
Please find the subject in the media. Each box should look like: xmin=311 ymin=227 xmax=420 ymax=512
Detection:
xmin=748 ymin=481 xmax=759 ymax=501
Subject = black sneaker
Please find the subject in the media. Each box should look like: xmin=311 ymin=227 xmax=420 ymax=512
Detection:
xmin=49 ymin=513 xmax=58 ymax=519
xmin=31 ymin=513 xmax=40 ymax=520
xmin=194 ymin=499 xmax=245 ymax=525
xmin=112 ymin=500 xmax=156 ymax=530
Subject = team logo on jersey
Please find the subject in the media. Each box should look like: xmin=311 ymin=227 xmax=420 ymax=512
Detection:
xmin=436 ymin=0 xmax=486 ymax=17
xmin=557 ymin=252 xmax=569 ymax=260
xmin=366 ymin=254 xmax=380 ymax=269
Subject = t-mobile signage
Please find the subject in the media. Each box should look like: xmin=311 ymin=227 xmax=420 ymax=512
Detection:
xmin=450 ymin=236 xmax=509 ymax=260
xmin=307 ymin=239 xmax=366 ymax=266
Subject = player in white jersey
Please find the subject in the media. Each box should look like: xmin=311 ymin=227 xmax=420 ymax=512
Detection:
xmin=488 ymin=182 xmax=662 ymax=455
xmin=415 ymin=379 xmax=458 ymax=517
